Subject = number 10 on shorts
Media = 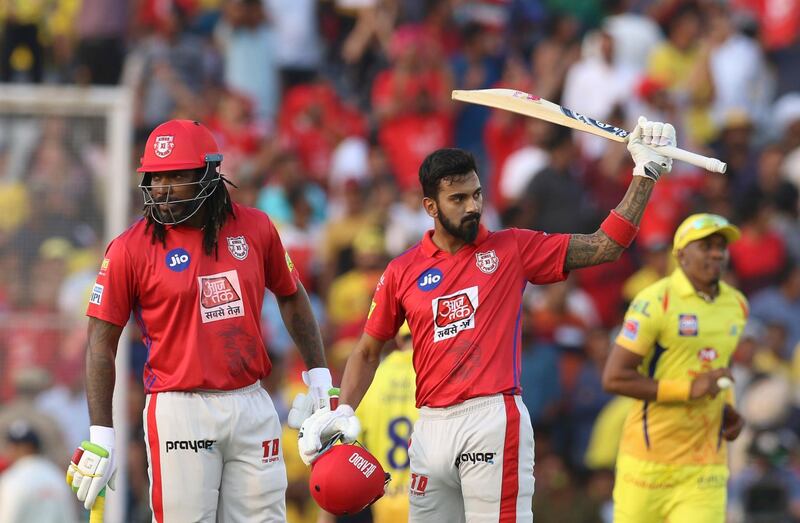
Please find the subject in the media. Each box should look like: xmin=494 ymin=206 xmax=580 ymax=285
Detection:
xmin=410 ymin=473 xmax=428 ymax=496
xmin=262 ymin=438 xmax=280 ymax=463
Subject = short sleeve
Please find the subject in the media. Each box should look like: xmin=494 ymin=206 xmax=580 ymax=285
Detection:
xmin=512 ymin=228 xmax=570 ymax=284
xmin=364 ymin=264 xmax=404 ymax=342
xmin=86 ymin=239 xmax=136 ymax=327
xmin=264 ymin=217 xmax=299 ymax=296
xmin=614 ymin=287 xmax=664 ymax=356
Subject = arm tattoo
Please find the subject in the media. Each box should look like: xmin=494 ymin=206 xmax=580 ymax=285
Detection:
xmin=565 ymin=176 xmax=655 ymax=271
xmin=277 ymin=285 xmax=327 ymax=370
xmin=566 ymin=231 xmax=624 ymax=270
xmin=613 ymin=175 xmax=655 ymax=224
xmin=86 ymin=319 xmax=123 ymax=427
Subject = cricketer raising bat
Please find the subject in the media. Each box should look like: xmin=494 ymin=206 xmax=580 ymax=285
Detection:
xmin=451 ymin=88 xmax=727 ymax=174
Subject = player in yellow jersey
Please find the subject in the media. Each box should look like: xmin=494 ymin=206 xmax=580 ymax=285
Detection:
xmin=602 ymin=213 xmax=748 ymax=522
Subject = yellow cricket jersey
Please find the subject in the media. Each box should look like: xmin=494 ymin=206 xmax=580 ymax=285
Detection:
xmin=615 ymin=268 xmax=748 ymax=466
xmin=356 ymin=349 xmax=417 ymax=523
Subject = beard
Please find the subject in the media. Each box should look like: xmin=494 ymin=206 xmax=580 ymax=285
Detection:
xmin=153 ymin=199 xmax=200 ymax=224
xmin=439 ymin=211 xmax=481 ymax=243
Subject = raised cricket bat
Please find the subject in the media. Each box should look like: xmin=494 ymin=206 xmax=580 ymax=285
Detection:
xmin=451 ymin=88 xmax=727 ymax=174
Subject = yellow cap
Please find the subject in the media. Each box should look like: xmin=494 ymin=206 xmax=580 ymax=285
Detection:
xmin=672 ymin=213 xmax=740 ymax=253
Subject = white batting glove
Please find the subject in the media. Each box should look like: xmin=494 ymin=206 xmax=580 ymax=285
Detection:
xmin=66 ymin=426 xmax=117 ymax=510
xmin=298 ymin=405 xmax=361 ymax=466
xmin=287 ymin=368 xmax=335 ymax=429
xmin=627 ymin=116 xmax=676 ymax=181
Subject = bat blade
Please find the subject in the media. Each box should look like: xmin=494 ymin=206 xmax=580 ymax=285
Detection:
xmin=451 ymin=88 xmax=629 ymax=142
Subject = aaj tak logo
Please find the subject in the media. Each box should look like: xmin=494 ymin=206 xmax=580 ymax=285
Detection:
xmin=432 ymin=286 xmax=479 ymax=342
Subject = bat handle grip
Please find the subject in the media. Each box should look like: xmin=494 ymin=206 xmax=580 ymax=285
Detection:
xmin=90 ymin=488 xmax=106 ymax=523
xmin=648 ymin=144 xmax=727 ymax=174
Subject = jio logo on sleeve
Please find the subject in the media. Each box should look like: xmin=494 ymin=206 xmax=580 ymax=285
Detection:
xmin=417 ymin=268 xmax=443 ymax=291
xmin=166 ymin=248 xmax=191 ymax=272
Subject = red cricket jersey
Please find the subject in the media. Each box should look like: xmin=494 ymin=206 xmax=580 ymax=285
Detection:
xmin=86 ymin=204 xmax=299 ymax=393
xmin=365 ymin=225 xmax=570 ymax=408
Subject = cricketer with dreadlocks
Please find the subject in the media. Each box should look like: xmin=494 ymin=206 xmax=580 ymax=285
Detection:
xmin=66 ymin=120 xmax=334 ymax=521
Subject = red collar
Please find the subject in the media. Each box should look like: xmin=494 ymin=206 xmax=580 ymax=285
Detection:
xmin=420 ymin=224 xmax=489 ymax=257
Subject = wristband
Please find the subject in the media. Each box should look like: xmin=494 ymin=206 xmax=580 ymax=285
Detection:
xmin=656 ymin=379 xmax=691 ymax=402
xmin=89 ymin=425 xmax=116 ymax=451
xmin=336 ymin=404 xmax=355 ymax=416
xmin=600 ymin=210 xmax=639 ymax=248
xmin=304 ymin=367 xmax=333 ymax=389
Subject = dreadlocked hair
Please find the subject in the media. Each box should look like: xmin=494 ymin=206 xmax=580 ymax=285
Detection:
xmin=144 ymin=165 xmax=237 ymax=258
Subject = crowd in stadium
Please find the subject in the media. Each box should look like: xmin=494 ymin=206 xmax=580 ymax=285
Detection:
xmin=1 ymin=0 xmax=800 ymax=521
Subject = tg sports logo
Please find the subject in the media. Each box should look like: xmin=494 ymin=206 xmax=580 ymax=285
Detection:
xmin=431 ymin=286 xmax=478 ymax=342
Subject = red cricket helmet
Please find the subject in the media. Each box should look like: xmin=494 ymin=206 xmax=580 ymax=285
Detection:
xmin=137 ymin=120 xmax=224 ymax=225
xmin=309 ymin=443 xmax=390 ymax=516
xmin=138 ymin=119 xmax=221 ymax=173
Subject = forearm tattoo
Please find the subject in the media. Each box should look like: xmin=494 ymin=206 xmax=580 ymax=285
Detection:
xmin=565 ymin=176 xmax=655 ymax=271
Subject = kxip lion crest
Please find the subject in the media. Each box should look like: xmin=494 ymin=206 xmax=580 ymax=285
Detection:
xmin=475 ymin=250 xmax=499 ymax=274
xmin=227 ymin=236 xmax=249 ymax=260
xmin=154 ymin=135 xmax=175 ymax=158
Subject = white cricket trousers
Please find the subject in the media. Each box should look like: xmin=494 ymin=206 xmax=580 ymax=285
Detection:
xmin=408 ymin=394 xmax=534 ymax=523
xmin=143 ymin=382 xmax=287 ymax=522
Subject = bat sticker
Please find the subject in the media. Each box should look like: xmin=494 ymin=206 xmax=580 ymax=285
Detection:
xmin=560 ymin=108 xmax=629 ymax=138
xmin=512 ymin=91 xmax=541 ymax=102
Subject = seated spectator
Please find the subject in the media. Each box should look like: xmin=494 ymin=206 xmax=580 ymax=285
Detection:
xmin=319 ymin=178 xmax=374 ymax=290
xmin=564 ymin=327 xmax=614 ymax=468
xmin=520 ymin=338 xmax=562 ymax=429
xmin=527 ymin=278 xmax=600 ymax=345
xmin=374 ymin=24 xmax=454 ymax=189
xmin=256 ymin=151 xmax=327 ymax=226
xmin=0 ymin=368 xmax=67 ymax=467
xmin=127 ymin=2 xmax=211 ymax=131
xmin=277 ymin=76 xmax=367 ymax=182
xmin=562 ymin=30 xmax=636 ymax=160
xmin=450 ymin=22 xmax=504 ymax=173
xmin=621 ymin=235 xmax=672 ymax=304
xmin=277 ymin=187 xmax=324 ymax=293
xmin=750 ymin=263 xmax=800 ymax=358
xmin=215 ymin=0 xmax=279 ymax=122
xmin=205 ymin=88 xmax=266 ymax=182
xmin=730 ymin=196 xmax=788 ymax=295
xmin=326 ymin=227 xmax=386 ymax=336
xmin=0 ymin=420 xmax=77 ymax=523
xmin=496 ymin=117 xmax=549 ymax=213
xmin=710 ymin=109 xmax=759 ymax=199
xmin=574 ymin=249 xmax=636 ymax=327
xmin=521 ymin=126 xmax=600 ymax=235
xmin=728 ymin=429 xmax=800 ymax=522
xmin=647 ymin=3 xmax=714 ymax=145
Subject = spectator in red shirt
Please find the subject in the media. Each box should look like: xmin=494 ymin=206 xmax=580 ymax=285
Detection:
xmin=730 ymin=196 xmax=788 ymax=295
xmin=373 ymin=24 xmax=454 ymax=189
xmin=278 ymin=77 xmax=367 ymax=181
